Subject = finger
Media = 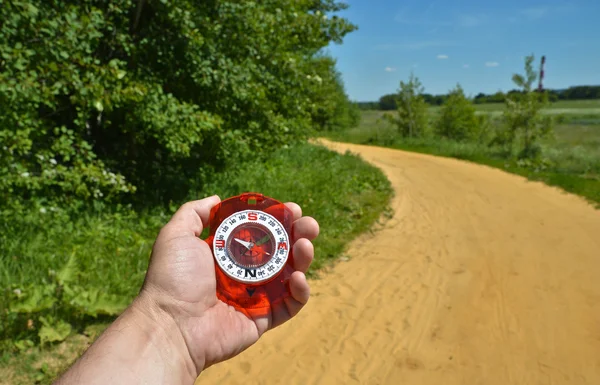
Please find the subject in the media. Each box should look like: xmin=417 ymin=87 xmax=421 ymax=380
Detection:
xmin=290 ymin=271 xmax=310 ymax=304
xmin=292 ymin=216 xmax=319 ymax=242
xmin=284 ymin=202 xmax=302 ymax=221
xmin=270 ymin=271 xmax=310 ymax=328
xmin=286 ymin=271 xmax=310 ymax=316
xmin=167 ymin=195 xmax=221 ymax=237
xmin=293 ymin=238 xmax=314 ymax=273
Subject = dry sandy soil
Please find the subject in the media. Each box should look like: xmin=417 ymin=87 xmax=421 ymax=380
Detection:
xmin=197 ymin=140 xmax=600 ymax=385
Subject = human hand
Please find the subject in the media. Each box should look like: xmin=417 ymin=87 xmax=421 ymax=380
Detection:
xmin=135 ymin=195 xmax=319 ymax=377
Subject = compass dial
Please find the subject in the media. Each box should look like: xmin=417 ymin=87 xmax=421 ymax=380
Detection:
xmin=213 ymin=210 xmax=290 ymax=284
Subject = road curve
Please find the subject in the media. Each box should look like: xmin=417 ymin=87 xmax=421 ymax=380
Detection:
xmin=197 ymin=140 xmax=600 ymax=385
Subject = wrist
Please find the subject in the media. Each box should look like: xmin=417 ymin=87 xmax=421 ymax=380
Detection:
xmin=129 ymin=291 xmax=201 ymax=381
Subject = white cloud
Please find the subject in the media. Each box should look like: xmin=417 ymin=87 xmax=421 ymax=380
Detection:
xmin=384 ymin=67 xmax=397 ymax=72
xmin=485 ymin=62 xmax=500 ymax=67
xmin=463 ymin=64 xmax=470 ymax=68
xmin=437 ymin=54 xmax=449 ymax=60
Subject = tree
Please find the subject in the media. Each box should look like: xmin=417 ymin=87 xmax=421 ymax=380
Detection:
xmin=0 ymin=0 xmax=357 ymax=208
xmin=383 ymin=74 xmax=429 ymax=138
xmin=435 ymin=84 xmax=486 ymax=142
xmin=378 ymin=94 xmax=397 ymax=110
xmin=308 ymin=56 xmax=360 ymax=131
xmin=356 ymin=101 xmax=379 ymax=110
xmin=401 ymin=75 xmax=428 ymax=137
xmin=493 ymin=55 xmax=553 ymax=158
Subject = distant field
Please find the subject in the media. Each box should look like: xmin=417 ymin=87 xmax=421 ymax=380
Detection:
xmin=328 ymin=101 xmax=600 ymax=206
xmin=360 ymin=105 xmax=600 ymax=148
xmin=471 ymin=99 xmax=600 ymax=111
xmin=426 ymin=99 xmax=600 ymax=118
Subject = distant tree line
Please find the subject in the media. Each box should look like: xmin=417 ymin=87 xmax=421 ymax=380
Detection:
xmin=358 ymin=85 xmax=600 ymax=110
xmin=382 ymin=55 xmax=555 ymax=161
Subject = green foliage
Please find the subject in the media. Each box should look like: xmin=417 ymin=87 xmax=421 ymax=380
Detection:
xmin=383 ymin=74 xmax=429 ymax=138
xmin=493 ymin=55 xmax=554 ymax=159
xmin=556 ymin=85 xmax=600 ymax=100
xmin=474 ymin=91 xmax=507 ymax=104
xmin=356 ymin=101 xmax=379 ymax=110
xmin=378 ymin=92 xmax=448 ymax=109
xmin=422 ymin=93 xmax=448 ymax=106
xmin=4 ymin=251 xmax=129 ymax=348
xmin=0 ymin=0 xmax=357 ymax=209
xmin=366 ymin=86 xmax=600 ymax=111
xmin=378 ymin=93 xmax=397 ymax=110
xmin=436 ymin=84 xmax=489 ymax=142
xmin=38 ymin=316 xmax=72 ymax=345
xmin=9 ymin=285 xmax=57 ymax=315
xmin=307 ymin=56 xmax=360 ymax=132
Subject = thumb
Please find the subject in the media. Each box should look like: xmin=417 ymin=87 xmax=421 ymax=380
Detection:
xmin=166 ymin=195 xmax=221 ymax=237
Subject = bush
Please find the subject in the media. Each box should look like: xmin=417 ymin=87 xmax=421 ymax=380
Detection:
xmin=435 ymin=84 xmax=487 ymax=142
xmin=0 ymin=0 xmax=357 ymax=209
xmin=383 ymin=74 xmax=429 ymax=138
xmin=492 ymin=55 xmax=554 ymax=158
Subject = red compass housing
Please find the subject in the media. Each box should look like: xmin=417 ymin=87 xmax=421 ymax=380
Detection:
xmin=205 ymin=193 xmax=294 ymax=317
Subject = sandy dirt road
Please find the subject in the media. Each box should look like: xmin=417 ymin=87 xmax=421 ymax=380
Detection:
xmin=197 ymin=140 xmax=600 ymax=385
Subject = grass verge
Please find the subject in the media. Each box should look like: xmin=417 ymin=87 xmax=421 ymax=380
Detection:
xmin=0 ymin=142 xmax=393 ymax=384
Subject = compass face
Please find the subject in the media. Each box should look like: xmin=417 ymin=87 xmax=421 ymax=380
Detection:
xmin=213 ymin=210 xmax=290 ymax=284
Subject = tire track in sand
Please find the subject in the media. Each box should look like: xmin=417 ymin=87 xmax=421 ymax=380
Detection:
xmin=197 ymin=140 xmax=600 ymax=385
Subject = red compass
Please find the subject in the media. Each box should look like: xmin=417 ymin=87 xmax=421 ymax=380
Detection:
xmin=205 ymin=193 xmax=294 ymax=317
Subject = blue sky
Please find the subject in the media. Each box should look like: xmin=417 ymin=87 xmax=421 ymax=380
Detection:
xmin=327 ymin=0 xmax=600 ymax=101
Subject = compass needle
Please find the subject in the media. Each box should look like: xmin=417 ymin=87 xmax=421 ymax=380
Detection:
xmin=233 ymin=237 xmax=253 ymax=250
xmin=256 ymin=234 xmax=271 ymax=246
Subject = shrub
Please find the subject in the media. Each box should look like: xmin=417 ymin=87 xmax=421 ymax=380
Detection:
xmin=0 ymin=0 xmax=357 ymax=209
xmin=435 ymin=84 xmax=487 ymax=142
xmin=492 ymin=55 xmax=554 ymax=158
xmin=383 ymin=74 xmax=428 ymax=138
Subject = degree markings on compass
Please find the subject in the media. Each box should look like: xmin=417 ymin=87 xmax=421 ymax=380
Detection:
xmin=213 ymin=209 xmax=289 ymax=284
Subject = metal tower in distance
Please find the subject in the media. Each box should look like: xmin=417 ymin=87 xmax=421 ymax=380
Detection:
xmin=538 ymin=56 xmax=546 ymax=92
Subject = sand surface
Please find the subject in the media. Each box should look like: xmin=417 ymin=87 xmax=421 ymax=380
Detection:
xmin=198 ymin=140 xmax=600 ymax=384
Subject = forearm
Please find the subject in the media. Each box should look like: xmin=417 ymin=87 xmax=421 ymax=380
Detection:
xmin=54 ymin=295 xmax=199 ymax=385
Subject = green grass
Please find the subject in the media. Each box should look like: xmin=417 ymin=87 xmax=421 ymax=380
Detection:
xmin=425 ymin=99 xmax=600 ymax=119
xmin=0 ymin=142 xmax=393 ymax=384
xmin=327 ymin=107 xmax=600 ymax=207
xmin=465 ymin=99 xmax=600 ymax=112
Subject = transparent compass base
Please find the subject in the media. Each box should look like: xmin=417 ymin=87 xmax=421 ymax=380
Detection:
xmin=206 ymin=193 xmax=295 ymax=317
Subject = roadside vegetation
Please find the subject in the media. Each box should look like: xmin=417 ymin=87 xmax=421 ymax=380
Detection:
xmin=327 ymin=56 xmax=600 ymax=206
